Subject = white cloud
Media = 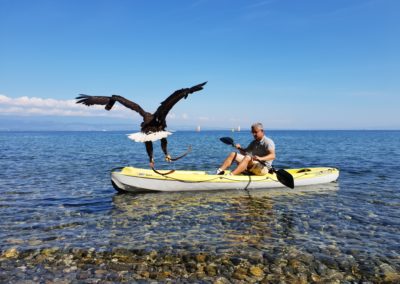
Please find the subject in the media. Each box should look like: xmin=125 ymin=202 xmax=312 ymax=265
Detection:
xmin=0 ymin=95 xmax=215 ymax=129
xmin=167 ymin=113 xmax=176 ymax=119
xmin=166 ymin=112 xmax=190 ymax=120
xmin=0 ymin=94 xmax=138 ymax=118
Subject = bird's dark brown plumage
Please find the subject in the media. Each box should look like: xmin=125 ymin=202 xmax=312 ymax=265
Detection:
xmin=76 ymin=82 xmax=207 ymax=133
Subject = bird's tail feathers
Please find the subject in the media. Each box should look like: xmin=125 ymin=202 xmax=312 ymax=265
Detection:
xmin=127 ymin=131 xmax=173 ymax=142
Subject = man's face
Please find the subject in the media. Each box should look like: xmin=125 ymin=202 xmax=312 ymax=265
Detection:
xmin=251 ymin=127 xmax=264 ymax=141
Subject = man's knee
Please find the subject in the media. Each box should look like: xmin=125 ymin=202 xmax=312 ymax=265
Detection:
xmin=243 ymin=155 xmax=252 ymax=162
xmin=229 ymin=152 xmax=237 ymax=159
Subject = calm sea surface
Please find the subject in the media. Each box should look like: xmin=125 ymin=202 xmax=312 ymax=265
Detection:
xmin=0 ymin=130 xmax=399 ymax=282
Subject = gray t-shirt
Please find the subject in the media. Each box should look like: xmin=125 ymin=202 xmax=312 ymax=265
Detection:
xmin=245 ymin=136 xmax=275 ymax=166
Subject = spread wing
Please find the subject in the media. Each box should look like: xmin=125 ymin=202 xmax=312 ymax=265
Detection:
xmin=154 ymin=81 xmax=207 ymax=122
xmin=76 ymin=95 xmax=110 ymax=106
xmin=76 ymin=94 xmax=148 ymax=117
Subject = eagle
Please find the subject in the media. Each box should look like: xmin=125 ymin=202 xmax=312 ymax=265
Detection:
xmin=76 ymin=82 xmax=207 ymax=167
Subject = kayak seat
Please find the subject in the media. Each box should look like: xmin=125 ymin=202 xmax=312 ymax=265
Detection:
xmin=296 ymin=168 xmax=311 ymax=173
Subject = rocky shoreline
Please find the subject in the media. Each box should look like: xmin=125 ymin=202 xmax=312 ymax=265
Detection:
xmin=1 ymin=246 xmax=399 ymax=283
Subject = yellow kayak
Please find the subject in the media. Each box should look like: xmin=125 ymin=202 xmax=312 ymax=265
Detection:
xmin=111 ymin=166 xmax=339 ymax=193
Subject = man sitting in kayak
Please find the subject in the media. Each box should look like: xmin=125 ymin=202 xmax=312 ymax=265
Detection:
xmin=216 ymin=122 xmax=276 ymax=175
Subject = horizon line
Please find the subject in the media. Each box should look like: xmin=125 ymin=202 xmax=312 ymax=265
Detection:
xmin=1 ymin=129 xmax=399 ymax=132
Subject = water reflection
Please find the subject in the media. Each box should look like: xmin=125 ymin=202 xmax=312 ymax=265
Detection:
xmin=108 ymin=184 xmax=339 ymax=254
xmin=222 ymin=196 xmax=275 ymax=247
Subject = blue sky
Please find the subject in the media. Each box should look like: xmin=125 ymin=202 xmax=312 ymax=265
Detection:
xmin=1 ymin=0 xmax=399 ymax=130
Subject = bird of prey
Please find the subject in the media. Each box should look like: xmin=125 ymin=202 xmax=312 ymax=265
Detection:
xmin=76 ymin=82 xmax=207 ymax=167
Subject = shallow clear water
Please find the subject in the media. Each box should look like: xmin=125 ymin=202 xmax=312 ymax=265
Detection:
xmin=0 ymin=130 xmax=399 ymax=282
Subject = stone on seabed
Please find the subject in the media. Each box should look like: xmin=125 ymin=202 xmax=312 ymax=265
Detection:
xmin=380 ymin=263 xmax=400 ymax=282
xmin=3 ymin=247 xmax=19 ymax=258
xmin=213 ymin=276 xmax=230 ymax=284
xmin=249 ymin=266 xmax=264 ymax=277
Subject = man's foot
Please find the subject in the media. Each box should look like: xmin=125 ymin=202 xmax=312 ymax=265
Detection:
xmin=216 ymin=168 xmax=225 ymax=175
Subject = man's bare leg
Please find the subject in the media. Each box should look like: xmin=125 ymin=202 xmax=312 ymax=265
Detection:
xmin=231 ymin=155 xmax=253 ymax=175
xmin=218 ymin=152 xmax=237 ymax=172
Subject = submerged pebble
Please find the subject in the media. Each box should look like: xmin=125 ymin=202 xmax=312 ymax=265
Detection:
xmin=0 ymin=246 xmax=399 ymax=282
xmin=3 ymin=247 xmax=19 ymax=258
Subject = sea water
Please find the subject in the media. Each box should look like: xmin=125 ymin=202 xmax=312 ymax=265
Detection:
xmin=0 ymin=130 xmax=399 ymax=282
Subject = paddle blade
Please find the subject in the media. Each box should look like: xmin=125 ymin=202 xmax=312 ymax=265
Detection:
xmin=276 ymin=169 xmax=295 ymax=189
xmin=220 ymin=137 xmax=235 ymax=146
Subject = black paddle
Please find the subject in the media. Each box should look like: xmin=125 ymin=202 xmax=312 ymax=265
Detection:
xmin=219 ymin=137 xmax=295 ymax=189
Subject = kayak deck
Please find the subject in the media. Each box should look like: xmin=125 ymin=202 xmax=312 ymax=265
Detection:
xmin=111 ymin=166 xmax=339 ymax=193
